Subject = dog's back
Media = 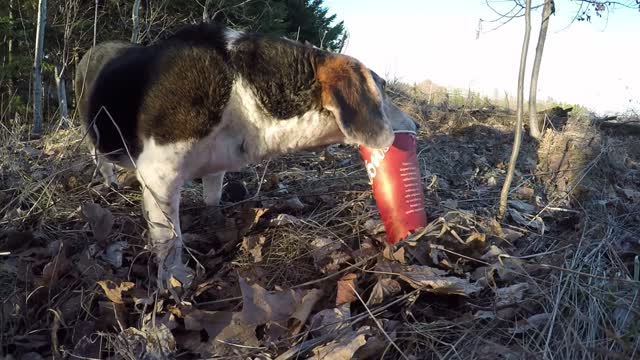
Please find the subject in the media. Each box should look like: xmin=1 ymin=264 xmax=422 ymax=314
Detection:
xmin=75 ymin=24 xmax=235 ymax=163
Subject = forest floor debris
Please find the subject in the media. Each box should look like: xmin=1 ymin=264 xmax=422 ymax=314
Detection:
xmin=2 ymin=100 xmax=640 ymax=359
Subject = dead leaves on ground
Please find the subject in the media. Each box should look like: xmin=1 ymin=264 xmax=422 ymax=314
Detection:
xmin=4 ymin=183 xmax=549 ymax=359
xmin=398 ymin=264 xmax=482 ymax=296
xmin=81 ymin=202 xmax=114 ymax=243
xmin=175 ymin=278 xmax=324 ymax=357
xmin=310 ymin=326 xmax=369 ymax=359
xmin=97 ymin=280 xmax=135 ymax=304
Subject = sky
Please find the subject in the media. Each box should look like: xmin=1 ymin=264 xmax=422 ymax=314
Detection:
xmin=324 ymin=0 xmax=640 ymax=114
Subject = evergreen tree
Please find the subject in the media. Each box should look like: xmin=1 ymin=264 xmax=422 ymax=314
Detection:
xmin=283 ymin=0 xmax=346 ymax=51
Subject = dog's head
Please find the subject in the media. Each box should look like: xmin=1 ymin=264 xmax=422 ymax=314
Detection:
xmin=315 ymin=53 xmax=417 ymax=149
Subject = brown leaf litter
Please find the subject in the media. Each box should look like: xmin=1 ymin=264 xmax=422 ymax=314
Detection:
xmin=3 ymin=104 xmax=640 ymax=359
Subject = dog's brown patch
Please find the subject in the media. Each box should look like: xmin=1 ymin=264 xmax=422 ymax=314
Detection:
xmin=315 ymin=54 xmax=392 ymax=148
xmin=316 ymin=55 xmax=380 ymax=110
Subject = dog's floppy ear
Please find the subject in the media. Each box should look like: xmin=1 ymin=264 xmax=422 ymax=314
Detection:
xmin=316 ymin=54 xmax=394 ymax=149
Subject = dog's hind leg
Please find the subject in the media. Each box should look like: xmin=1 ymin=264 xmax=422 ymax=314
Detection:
xmin=88 ymin=144 xmax=118 ymax=187
xmin=202 ymin=171 xmax=226 ymax=224
xmin=203 ymin=171 xmax=225 ymax=206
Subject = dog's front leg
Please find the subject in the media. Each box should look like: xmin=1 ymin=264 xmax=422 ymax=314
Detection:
xmin=137 ymin=160 xmax=193 ymax=291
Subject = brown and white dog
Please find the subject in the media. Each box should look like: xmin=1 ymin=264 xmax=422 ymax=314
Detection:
xmin=75 ymin=23 xmax=417 ymax=289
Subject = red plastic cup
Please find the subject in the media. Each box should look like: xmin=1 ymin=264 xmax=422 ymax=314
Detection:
xmin=360 ymin=131 xmax=427 ymax=244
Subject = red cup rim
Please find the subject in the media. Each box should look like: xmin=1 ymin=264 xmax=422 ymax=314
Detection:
xmin=393 ymin=130 xmax=417 ymax=135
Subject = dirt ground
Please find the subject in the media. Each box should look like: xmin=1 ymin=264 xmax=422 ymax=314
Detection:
xmin=1 ymin=96 xmax=640 ymax=359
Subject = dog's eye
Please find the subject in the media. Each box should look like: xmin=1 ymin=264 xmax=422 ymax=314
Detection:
xmin=381 ymin=80 xmax=387 ymax=90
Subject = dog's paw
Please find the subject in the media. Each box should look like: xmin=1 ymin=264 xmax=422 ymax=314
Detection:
xmin=152 ymin=238 xmax=194 ymax=295
xmin=157 ymin=251 xmax=194 ymax=294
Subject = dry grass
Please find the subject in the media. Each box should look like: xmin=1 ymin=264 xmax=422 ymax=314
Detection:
xmin=1 ymin=92 xmax=640 ymax=358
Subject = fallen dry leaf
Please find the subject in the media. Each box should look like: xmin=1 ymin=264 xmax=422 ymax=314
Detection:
xmin=102 ymin=241 xmax=128 ymax=268
xmin=182 ymin=308 xmax=259 ymax=356
xmin=367 ymin=278 xmax=402 ymax=305
xmin=363 ymin=219 xmax=385 ymax=236
xmin=516 ymin=185 xmax=535 ymax=199
xmin=511 ymin=313 xmax=550 ymax=334
xmin=81 ymin=203 xmax=114 ymax=243
xmin=493 ymin=257 xmax=526 ymax=282
xmin=310 ymin=237 xmax=352 ymax=274
xmin=241 ymin=235 xmax=266 ymax=263
xmin=41 ymin=242 xmax=71 ymax=288
xmin=495 ymin=283 xmax=529 ymax=307
xmin=480 ymin=245 xmax=506 ymax=262
xmin=622 ymin=188 xmax=640 ymax=203
xmin=310 ymin=326 xmax=370 ymax=360
xmin=336 ymin=273 xmax=358 ymax=306
xmin=264 ymin=289 xmax=325 ymax=341
xmin=441 ymin=198 xmax=458 ymax=210
xmin=476 ymin=343 xmax=523 ymax=360
xmin=264 ymin=320 xmax=289 ymax=342
xmin=398 ymin=265 xmax=482 ymax=296
xmin=237 ymin=207 xmax=269 ymax=236
xmin=352 ymin=237 xmax=377 ymax=260
xmin=508 ymin=208 xmax=545 ymax=234
xmin=239 ymin=278 xmax=322 ymax=326
xmin=99 ymin=301 xmax=127 ymax=331
xmin=353 ymin=333 xmax=389 ymax=360
xmin=269 ymin=213 xmax=300 ymax=227
xmin=508 ymin=199 xmax=536 ymax=214
xmin=239 ymin=279 xmax=299 ymax=325
xmin=382 ymin=245 xmax=405 ymax=263
xmin=289 ymin=288 xmax=324 ymax=335
xmin=502 ymin=228 xmax=524 ymax=242
xmin=474 ymin=282 xmax=530 ymax=320
xmin=262 ymin=196 xmax=307 ymax=211
xmin=310 ymin=304 xmax=351 ymax=337
xmin=97 ymin=280 xmax=135 ymax=304
xmin=120 ymin=323 xmax=176 ymax=360
xmin=284 ymin=196 xmax=306 ymax=210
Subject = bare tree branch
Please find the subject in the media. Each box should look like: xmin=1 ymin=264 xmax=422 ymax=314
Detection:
xmin=499 ymin=0 xmax=532 ymax=219
xmin=528 ymin=0 xmax=553 ymax=139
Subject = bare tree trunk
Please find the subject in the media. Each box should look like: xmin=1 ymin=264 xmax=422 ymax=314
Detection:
xmin=55 ymin=65 xmax=69 ymax=127
xmin=504 ymin=90 xmax=510 ymax=111
xmin=8 ymin=0 xmax=13 ymax=65
xmin=131 ymin=0 xmax=142 ymax=44
xmin=498 ymin=0 xmax=532 ymax=219
xmin=93 ymin=0 xmax=98 ymax=47
xmin=203 ymin=0 xmax=213 ymax=22
xmin=528 ymin=0 xmax=553 ymax=139
xmin=5 ymin=0 xmax=14 ymax=103
xmin=32 ymin=0 xmax=47 ymax=136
